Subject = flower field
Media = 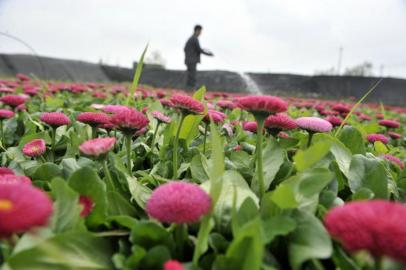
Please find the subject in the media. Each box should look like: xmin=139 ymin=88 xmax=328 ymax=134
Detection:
xmin=0 ymin=73 xmax=405 ymax=270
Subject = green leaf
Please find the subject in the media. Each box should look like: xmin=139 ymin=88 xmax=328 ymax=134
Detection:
xmin=293 ymin=141 xmax=331 ymax=171
xmin=126 ymin=44 xmax=148 ymax=106
xmin=106 ymin=191 xmax=137 ymax=216
xmin=68 ymin=167 xmax=108 ymax=227
xmin=140 ymin=245 xmax=171 ymax=269
xmin=178 ymin=114 xmax=204 ymax=146
xmin=208 ymin=121 xmax=225 ymax=206
xmin=216 ymin=217 xmax=263 ymax=270
xmin=252 ymin=137 xmax=284 ymax=193
xmin=130 ymin=221 xmax=173 ymax=250
xmin=374 ymin=141 xmax=388 ymax=154
xmin=5 ymin=232 xmax=114 ymax=270
xmin=31 ymin=163 xmax=62 ymax=181
xmin=201 ymin=170 xmax=258 ymax=229
xmin=190 ymin=153 xmax=209 ymax=183
xmin=232 ymin=197 xmax=259 ymax=237
xmin=126 ymin=176 xmax=152 ymax=209
xmin=348 ymin=154 xmax=389 ymax=199
xmin=262 ymin=215 xmax=296 ymax=244
xmin=289 ymin=210 xmax=332 ymax=270
xmin=50 ymin=178 xmax=85 ymax=233
xmin=338 ymin=126 xmax=366 ymax=155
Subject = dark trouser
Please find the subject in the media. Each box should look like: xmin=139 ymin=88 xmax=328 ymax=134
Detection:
xmin=186 ymin=63 xmax=197 ymax=88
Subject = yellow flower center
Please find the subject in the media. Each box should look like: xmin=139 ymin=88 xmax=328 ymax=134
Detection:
xmin=0 ymin=199 xmax=13 ymax=211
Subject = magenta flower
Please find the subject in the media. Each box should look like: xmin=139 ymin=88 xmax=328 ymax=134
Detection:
xmin=265 ymin=114 xmax=297 ymax=131
xmin=16 ymin=73 xmax=30 ymax=81
xmin=146 ymin=182 xmax=211 ymax=224
xmin=204 ymin=109 xmax=226 ymax=123
xmin=102 ymin=105 xmax=131 ymax=114
xmin=378 ymin=119 xmax=400 ymax=129
xmin=151 ymin=111 xmax=171 ymax=124
xmin=164 ymin=260 xmax=184 ymax=270
xmin=367 ymin=133 xmax=389 ymax=144
xmin=243 ymin=121 xmax=258 ymax=133
xmin=76 ymin=112 xmax=110 ymax=127
xmin=0 ymin=95 xmax=27 ymax=108
xmin=79 ymin=195 xmax=94 ymax=217
xmin=216 ymin=100 xmax=235 ymax=110
xmin=0 ymin=167 xmax=14 ymax=176
xmin=79 ymin=137 xmax=116 ymax=158
xmin=170 ymin=94 xmax=205 ymax=115
xmin=382 ymin=154 xmax=404 ymax=169
xmin=325 ymin=116 xmax=342 ymax=127
xmin=0 ymin=109 xmax=15 ymax=120
xmin=0 ymin=175 xmax=31 ymax=185
xmin=40 ymin=112 xmax=71 ymax=127
xmin=332 ymin=103 xmax=351 ymax=113
xmin=159 ymin=98 xmax=174 ymax=108
xmin=0 ymin=182 xmax=53 ymax=237
xmin=296 ymin=117 xmax=333 ymax=133
xmin=22 ymin=139 xmax=46 ymax=157
xmin=388 ymin=131 xmax=401 ymax=140
xmin=110 ymin=109 xmax=149 ymax=135
xmin=325 ymin=200 xmax=406 ymax=262
xmin=237 ymin=95 xmax=288 ymax=116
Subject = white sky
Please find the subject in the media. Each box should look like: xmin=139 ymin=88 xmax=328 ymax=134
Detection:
xmin=0 ymin=0 xmax=406 ymax=78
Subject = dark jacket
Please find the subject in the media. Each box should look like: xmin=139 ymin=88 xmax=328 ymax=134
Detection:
xmin=184 ymin=35 xmax=210 ymax=64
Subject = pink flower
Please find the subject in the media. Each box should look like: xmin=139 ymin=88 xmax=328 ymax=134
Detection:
xmin=110 ymin=109 xmax=149 ymax=135
xmin=151 ymin=111 xmax=171 ymax=124
xmin=324 ymin=200 xmax=406 ymax=262
xmin=216 ymin=100 xmax=235 ymax=110
xmin=0 ymin=109 xmax=15 ymax=120
xmin=164 ymin=260 xmax=184 ymax=270
xmin=325 ymin=116 xmax=342 ymax=127
xmin=0 ymin=175 xmax=31 ymax=185
xmin=237 ymin=95 xmax=288 ymax=116
xmin=76 ymin=112 xmax=110 ymax=127
xmin=79 ymin=195 xmax=94 ymax=217
xmin=22 ymin=139 xmax=46 ymax=157
xmin=102 ymin=105 xmax=131 ymax=114
xmin=40 ymin=112 xmax=71 ymax=127
xmin=242 ymin=121 xmax=258 ymax=133
xmin=278 ymin=131 xmax=290 ymax=139
xmin=378 ymin=119 xmax=400 ymax=129
xmin=79 ymin=137 xmax=116 ymax=157
xmin=0 ymin=95 xmax=27 ymax=108
xmin=296 ymin=117 xmax=333 ymax=133
xmin=359 ymin=114 xmax=372 ymax=121
xmin=367 ymin=133 xmax=389 ymax=144
xmin=0 ymin=182 xmax=53 ymax=237
xmin=0 ymin=167 xmax=14 ymax=176
xmin=170 ymin=94 xmax=205 ymax=114
xmin=388 ymin=131 xmax=402 ymax=140
xmin=265 ymin=114 xmax=297 ymax=131
xmin=146 ymin=182 xmax=211 ymax=224
xmin=332 ymin=103 xmax=351 ymax=113
xmin=16 ymin=73 xmax=30 ymax=81
xmin=160 ymin=99 xmax=174 ymax=108
xmin=382 ymin=154 xmax=404 ymax=169
xmin=204 ymin=110 xmax=226 ymax=123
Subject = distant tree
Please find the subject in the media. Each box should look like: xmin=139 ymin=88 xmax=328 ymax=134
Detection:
xmin=314 ymin=67 xmax=336 ymax=75
xmin=145 ymin=50 xmax=166 ymax=69
xmin=343 ymin=62 xmax=374 ymax=76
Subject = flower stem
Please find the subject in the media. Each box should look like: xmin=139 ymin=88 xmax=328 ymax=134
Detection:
xmin=125 ymin=135 xmax=133 ymax=175
xmin=51 ymin=127 xmax=56 ymax=162
xmin=256 ymin=117 xmax=265 ymax=198
xmin=174 ymin=224 xmax=187 ymax=260
xmin=103 ymin=158 xmax=115 ymax=190
xmin=0 ymin=120 xmax=4 ymax=147
xmin=91 ymin=126 xmax=98 ymax=139
xmin=374 ymin=257 xmax=383 ymax=270
xmin=172 ymin=113 xmax=185 ymax=178
xmin=150 ymin=122 xmax=160 ymax=151
xmin=203 ymin=122 xmax=208 ymax=153
xmin=307 ymin=132 xmax=314 ymax=148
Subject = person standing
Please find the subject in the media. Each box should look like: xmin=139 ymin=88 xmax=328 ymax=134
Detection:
xmin=184 ymin=25 xmax=213 ymax=89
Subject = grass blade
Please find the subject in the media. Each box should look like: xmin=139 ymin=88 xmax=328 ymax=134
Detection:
xmin=126 ymin=44 xmax=148 ymax=106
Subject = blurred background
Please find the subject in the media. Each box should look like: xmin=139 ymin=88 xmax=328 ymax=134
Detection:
xmin=1 ymin=0 xmax=406 ymax=104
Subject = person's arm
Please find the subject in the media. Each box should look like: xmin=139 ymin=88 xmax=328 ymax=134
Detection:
xmin=194 ymin=37 xmax=213 ymax=56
